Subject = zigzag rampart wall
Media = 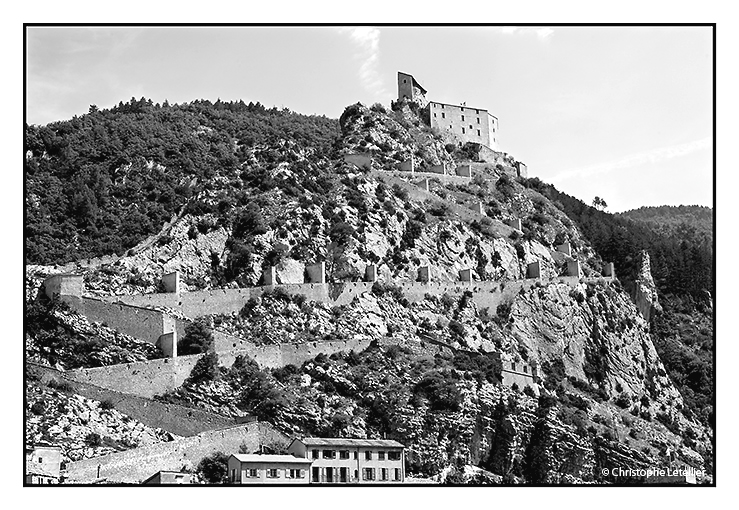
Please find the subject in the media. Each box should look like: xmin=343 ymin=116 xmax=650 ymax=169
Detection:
xmin=28 ymin=363 xmax=233 ymax=436
xmin=63 ymin=338 xmax=377 ymax=398
xmin=65 ymin=421 xmax=290 ymax=484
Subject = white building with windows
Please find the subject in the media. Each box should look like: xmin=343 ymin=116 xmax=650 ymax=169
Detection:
xmin=227 ymin=454 xmax=312 ymax=485
xmin=287 ymin=438 xmax=405 ymax=484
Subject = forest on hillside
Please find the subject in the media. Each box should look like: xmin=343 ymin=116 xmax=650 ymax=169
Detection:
xmin=25 ymin=97 xmax=340 ymax=265
xmin=520 ymin=179 xmax=713 ymax=304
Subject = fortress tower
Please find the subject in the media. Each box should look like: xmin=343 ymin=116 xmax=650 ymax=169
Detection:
xmin=397 ymin=71 xmax=500 ymax=151
xmin=397 ymin=71 xmax=429 ymax=107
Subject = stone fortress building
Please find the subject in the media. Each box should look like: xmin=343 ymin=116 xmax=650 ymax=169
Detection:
xmin=397 ymin=71 xmax=500 ymax=150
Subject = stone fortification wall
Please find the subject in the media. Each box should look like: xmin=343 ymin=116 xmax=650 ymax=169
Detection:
xmin=501 ymin=369 xmax=538 ymax=393
xmin=64 ymin=356 xmax=203 ymax=399
xmin=44 ymin=274 xmax=84 ymax=299
xmin=64 ymin=338 xmax=376 ymax=398
xmin=65 ymin=421 xmax=290 ymax=484
xmin=477 ymin=145 xmax=517 ymax=169
xmin=61 ymin=296 xmax=174 ymax=345
xmin=384 ymin=169 xmax=473 ymax=185
xmin=28 ymin=363 xmax=233 ymax=436
xmin=94 ymin=276 xmax=606 ymax=327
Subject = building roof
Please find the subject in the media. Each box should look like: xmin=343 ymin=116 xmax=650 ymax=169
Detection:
xmin=428 ymin=100 xmax=497 ymax=119
xmin=142 ymin=471 xmax=191 ymax=484
xmin=295 ymin=438 xmax=405 ymax=448
xmin=230 ymin=454 xmax=312 ymax=465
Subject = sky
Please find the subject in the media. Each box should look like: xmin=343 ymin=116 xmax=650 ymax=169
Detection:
xmin=25 ymin=25 xmax=713 ymax=213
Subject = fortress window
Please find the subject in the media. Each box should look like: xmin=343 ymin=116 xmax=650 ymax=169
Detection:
xmin=441 ymin=104 xmax=445 ymax=109
xmin=469 ymin=125 xmax=473 ymax=129
xmin=477 ymin=130 xmax=481 ymax=136
xmin=442 ymin=113 xmax=445 ymax=119
xmin=461 ymin=107 xmax=464 ymax=111
xmin=403 ymin=79 xmax=407 ymax=83
xmin=461 ymin=115 xmax=465 ymax=121
xmin=434 ymin=113 xmax=437 ymax=118
xmin=462 ymin=127 xmax=466 ymax=134
xmin=477 ymin=118 xmax=480 ymax=124
xmin=476 ymin=109 xmax=479 ymax=114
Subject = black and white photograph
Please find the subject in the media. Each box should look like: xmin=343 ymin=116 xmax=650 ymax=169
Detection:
xmin=20 ymin=19 xmax=720 ymax=497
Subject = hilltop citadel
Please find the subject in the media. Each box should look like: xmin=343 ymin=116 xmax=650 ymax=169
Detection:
xmin=26 ymin=70 xmax=694 ymax=486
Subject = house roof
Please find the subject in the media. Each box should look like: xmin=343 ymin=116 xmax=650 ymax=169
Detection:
xmin=229 ymin=454 xmax=312 ymax=465
xmin=295 ymin=438 xmax=405 ymax=449
xmin=142 ymin=471 xmax=191 ymax=484
xmin=428 ymin=100 xmax=497 ymax=119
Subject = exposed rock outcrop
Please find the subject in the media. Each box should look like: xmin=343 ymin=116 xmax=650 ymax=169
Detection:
xmin=633 ymin=250 xmax=662 ymax=322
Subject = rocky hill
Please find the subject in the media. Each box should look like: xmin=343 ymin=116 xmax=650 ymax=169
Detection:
xmin=24 ymin=96 xmax=713 ymax=483
xmin=26 ymin=377 xmax=176 ymax=466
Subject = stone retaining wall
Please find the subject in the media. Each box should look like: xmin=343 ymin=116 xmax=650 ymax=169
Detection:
xmin=28 ymin=363 xmax=233 ymax=436
xmin=65 ymin=421 xmax=290 ymax=484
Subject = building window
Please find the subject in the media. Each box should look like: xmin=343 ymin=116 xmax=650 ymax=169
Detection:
xmin=477 ymin=130 xmax=481 ymax=136
xmin=388 ymin=451 xmax=401 ymax=461
xmin=312 ymin=450 xmax=319 ymax=459
xmin=353 ymin=451 xmax=358 ymax=460
xmin=323 ymin=450 xmax=336 ymax=459
xmin=363 ymin=468 xmax=376 ymax=481
xmin=231 ymin=469 xmax=236 ymax=482
xmin=476 ymin=109 xmax=479 ymax=114
xmin=287 ymin=469 xmax=305 ymax=479
xmin=462 ymin=128 xmax=466 ymax=134
xmin=433 ymin=113 xmax=437 ymax=118
xmin=378 ymin=452 xmax=385 ymax=460
xmin=267 ymin=469 xmax=279 ymax=479
xmin=247 ymin=469 xmax=258 ymax=478
xmin=403 ymin=79 xmax=407 ymax=83
xmin=442 ymin=113 xmax=445 ymax=119
xmin=523 ymin=366 xmax=528 ymax=373
xmin=441 ymin=104 xmax=444 ymax=109
xmin=394 ymin=468 xmax=401 ymax=481
xmin=38 ymin=458 xmax=43 ymax=463
xmin=477 ymin=118 xmax=480 ymax=124
xmin=340 ymin=450 xmax=350 ymax=460
xmin=461 ymin=107 xmax=464 ymax=111
xmin=365 ymin=451 xmax=372 ymax=461
xmin=469 ymin=125 xmax=473 ymax=129
xmin=461 ymin=115 xmax=465 ymax=121
xmin=381 ymin=468 xmax=388 ymax=481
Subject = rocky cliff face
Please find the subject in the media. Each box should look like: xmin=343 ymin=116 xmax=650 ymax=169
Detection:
xmin=633 ymin=250 xmax=663 ymax=322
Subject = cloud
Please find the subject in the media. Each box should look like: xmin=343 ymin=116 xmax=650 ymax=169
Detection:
xmin=338 ymin=27 xmax=387 ymax=96
xmin=500 ymin=26 xmax=554 ymax=40
xmin=551 ymin=137 xmax=712 ymax=181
